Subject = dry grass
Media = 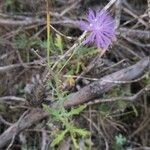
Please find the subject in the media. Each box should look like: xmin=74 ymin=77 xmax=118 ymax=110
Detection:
xmin=0 ymin=0 xmax=150 ymax=149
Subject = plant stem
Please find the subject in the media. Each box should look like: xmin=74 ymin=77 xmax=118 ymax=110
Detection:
xmin=46 ymin=0 xmax=51 ymax=68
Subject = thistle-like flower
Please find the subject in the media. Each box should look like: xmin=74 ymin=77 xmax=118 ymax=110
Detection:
xmin=80 ymin=9 xmax=115 ymax=49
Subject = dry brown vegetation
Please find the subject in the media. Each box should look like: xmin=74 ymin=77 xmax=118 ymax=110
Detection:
xmin=0 ymin=0 xmax=150 ymax=149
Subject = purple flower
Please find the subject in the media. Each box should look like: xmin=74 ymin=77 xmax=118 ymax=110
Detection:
xmin=80 ymin=9 xmax=115 ymax=49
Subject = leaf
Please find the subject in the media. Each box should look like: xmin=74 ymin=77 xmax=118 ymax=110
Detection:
xmin=54 ymin=34 xmax=63 ymax=51
xmin=16 ymin=33 xmax=28 ymax=49
xmin=72 ymin=128 xmax=90 ymax=137
xmin=115 ymin=134 xmax=126 ymax=145
xmin=71 ymin=134 xmax=79 ymax=149
xmin=39 ymin=40 xmax=47 ymax=49
xmin=42 ymin=104 xmax=60 ymax=121
xmin=76 ymin=61 xmax=81 ymax=74
xmin=98 ymin=103 xmax=111 ymax=116
xmin=75 ymin=46 xmax=97 ymax=58
xmin=117 ymin=100 xmax=127 ymax=109
xmin=5 ymin=0 xmax=14 ymax=7
xmin=67 ymin=105 xmax=87 ymax=117
xmin=42 ymin=104 xmax=52 ymax=114
xmin=132 ymin=105 xmax=138 ymax=117
xmin=51 ymin=129 xmax=68 ymax=147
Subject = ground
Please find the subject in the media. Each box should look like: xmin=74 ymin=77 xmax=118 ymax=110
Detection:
xmin=0 ymin=0 xmax=150 ymax=150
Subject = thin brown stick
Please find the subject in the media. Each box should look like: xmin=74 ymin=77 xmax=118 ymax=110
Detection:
xmin=0 ymin=18 xmax=45 ymax=26
xmin=148 ymin=0 xmax=150 ymax=25
xmin=118 ymin=28 xmax=150 ymax=40
xmin=115 ymin=0 xmax=122 ymax=29
xmin=0 ymin=96 xmax=26 ymax=103
xmin=0 ymin=61 xmax=44 ymax=73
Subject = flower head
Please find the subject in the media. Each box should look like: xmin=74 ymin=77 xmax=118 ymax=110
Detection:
xmin=80 ymin=9 xmax=115 ymax=49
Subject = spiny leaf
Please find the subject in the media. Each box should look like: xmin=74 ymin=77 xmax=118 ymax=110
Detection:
xmin=43 ymin=104 xmax=59 ymax=119
xmin=72 ymin=128 xmax=90 ymax=137
xmin=67 ymin=105 xmax=87 ymax=117
xmin=51 ymin=129 xmax=68 ymax=147
xmin=71 ymin=134 xmax=79 ymax=149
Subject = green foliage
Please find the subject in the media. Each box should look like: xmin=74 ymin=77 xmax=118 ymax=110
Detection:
xmin=60 ymin=46 xmax=97 ymax=76
xmin=54 ymin=34 xmax=63 ymax=54
xmin=43 ymin=104 xmax=86 ymax=125
xmin=5 ymin=0 xmax=13 ymax=6
xmin=131 ymin=105 xmax=138 ymax=117
xmin=51 ymin=129 xmax=68 ymax=146
xmin=15 ymin=32 xmax=41 ymax=62
xmin=107 ymin=85 xmax=131 ymax=98
xmin=115 ymin=134 xmax=126 ymax=145
xmin=4 ymin=0 xmax=28 ymax=12
xmin=43 ymin=104 xmax=90 ymax=148
xmin=15 ymin=33 xmax=40 ymax=49
xmin=0 ymin=104 xmax=7 ymax=114
xmin=67 ymin=105 xmax=87 ymax=117
xmin=143 ymin=71 xmax=150 ymax=85
xmin=113 ymin=133 xmax=126 ymax=150
xmin=75 ymin=46 xmax=97 ymax=58
xmin=4 ymin=0 xmax=15 ymax=11
xmin=98 ymin=103 xmax=111 ymax=116
xmin=39 ymin=34 xmax=63 ymax=56
xmin=16 ymin=33 xmax=28 ymax=49
xmin=39 ymin=40 xmax=47 ymax=49
xmin=116 ymin=100 xmax=127 ymax=110
xmin=99 ymin=85 xmax=132 ymax=117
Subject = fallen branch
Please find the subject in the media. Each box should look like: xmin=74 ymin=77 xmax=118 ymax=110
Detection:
xmin=0 ymin=61 xmax=43 ymax=73
xmin=0 ymin=108 xmax=47 ymax=148
xmin=118 ymin=28 xmax=150 ymax=40
xmin=0 ymin=96 xmax=26 ymax=103
xmin=86 ymin=84 xmax=150 ymax=106
xmin=0 ymin=18 xmax=45 ymax=26
xmin=64 ymin=57 xmax=150 ymax=107
xmin=0 ymin=57 xmax=149 ymax=148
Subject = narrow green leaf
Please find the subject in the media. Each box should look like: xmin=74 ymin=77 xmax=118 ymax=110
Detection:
xmin=72 ymin=128 xmax=90 ymax=137
xmin=132 ymin=105 xmax=138 ymax=117
xmin=51 ymin=130 xmax=68 ymax=147
xmin=54 ymin=34 xmax=63 ymax=52
xmin=67 ymin=105 xmax=87 ymax=117
xmin=71 ymin=134 xmax=79 ymax=149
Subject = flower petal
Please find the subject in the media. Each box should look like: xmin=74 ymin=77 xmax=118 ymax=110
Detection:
xmin=87 ymin=9 xmax=95 ymax=22
xmin=83 ymin=33 xmax=96 ymax=45
xmin=80 ymin=21 xmax=90 ymax=31
xmin=79 ymin=8 xmax=115 ymax=48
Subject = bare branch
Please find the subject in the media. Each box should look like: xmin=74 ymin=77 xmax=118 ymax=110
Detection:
xmin=0 ymin=96 xmax=26 ymax=103
xmin=0 ymin=108 xmax=47 ymax=148
xmin=118 ymin=28 xmax=150 ymax=40
xmin=64 ymin=57 xmax=150 ymax=107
